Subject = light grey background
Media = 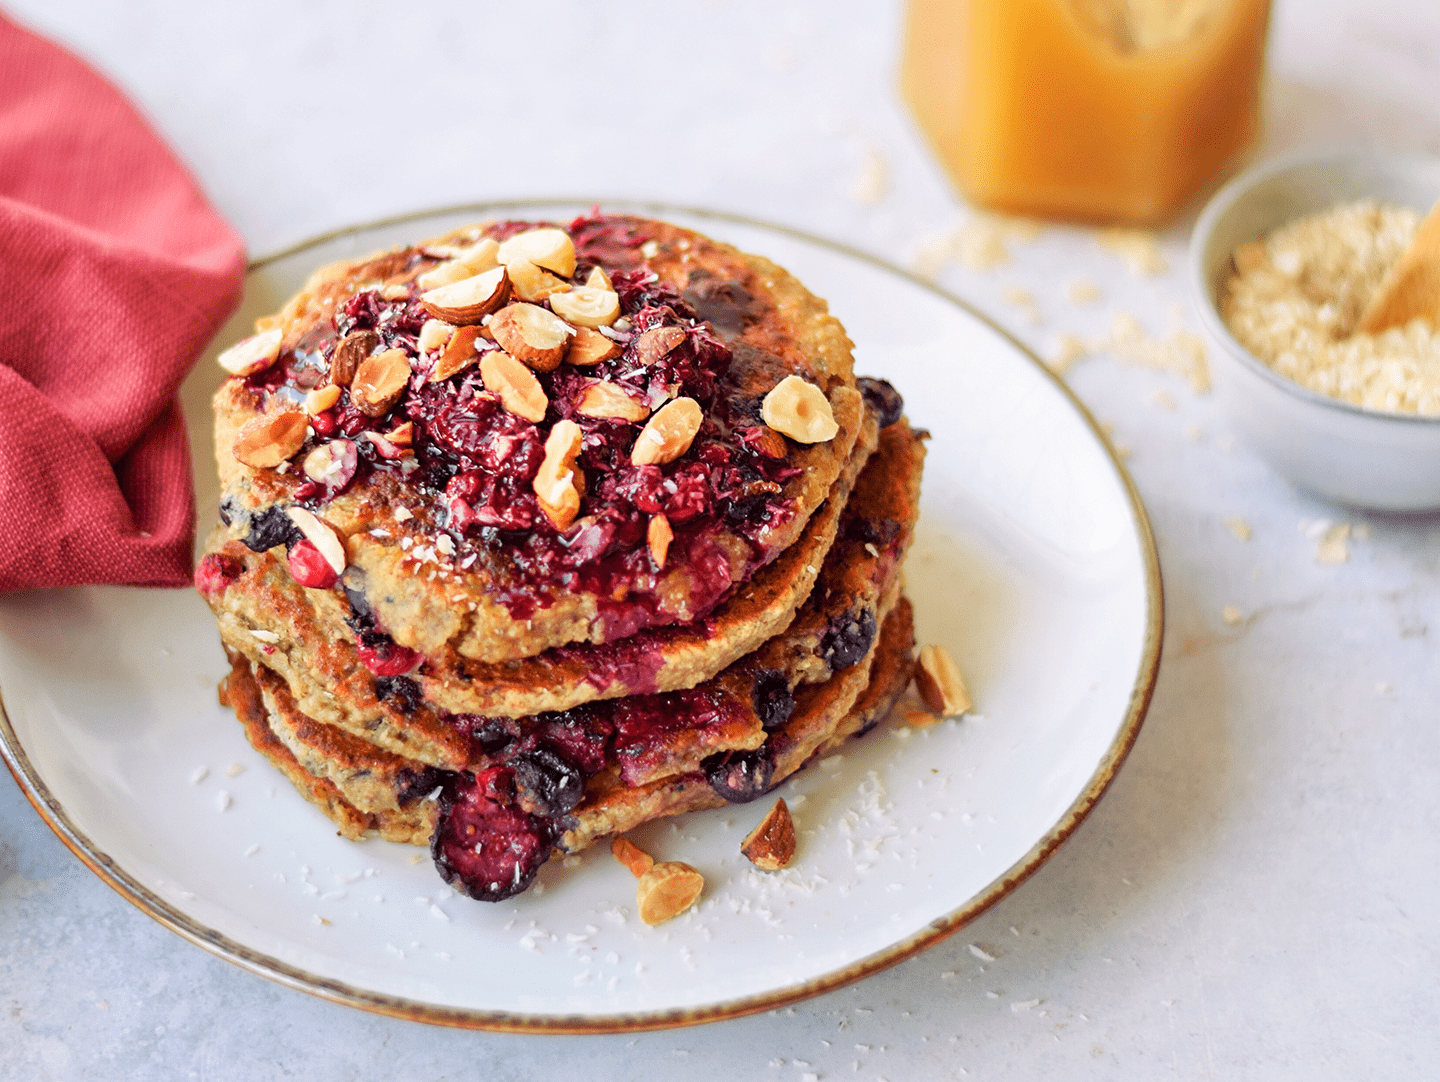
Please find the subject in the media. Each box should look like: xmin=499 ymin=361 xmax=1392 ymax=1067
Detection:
xmin=3 ymin=1 xmax=1438 ymax=1079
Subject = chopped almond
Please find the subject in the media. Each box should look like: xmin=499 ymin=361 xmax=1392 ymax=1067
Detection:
xmin=533 ymin=419 xmax=584 ymax=529
xmin=611 ymin=836 xmax=654 ymax=878
xmin=497 ymin=227 xmax=577 ymax=277
xmin=217 ymin=328 xmax=283 ymax=377
xmin=304 ymin=384 xmax=342 ymax=416
xmin=761 ymin=375 xmax=838 ymax=443
xmin=506 ymin=259 xmax=572 ymax=303
xmin=232 ymin=412 xmax=307 ymax=468
xmin=284 ymin=507 xmax=346 ymax=575
xmin=419 ymin=265 xmax=510 ymax=324
xmin=585 ymin=265 xmax=613 ymax=292
xmin=489 ymin=303 xmax=574 ymax=372
xmin=329 ymin=329 xmax=378 ymax=388
xmin=565 ymin=326 xmax=622 ymax=366
xmin=631 ymin=397 xmax=702 ymax=466
xmin=740 ymin=798 xmax=796 ymax=871
xmin=350 ymin=349 xmax=411 ymax=416
xmin=632 ymin=325 xmax=686 ymax=366
xmin=647 ymin=513 xmax=673 ymax=569
xmin=635 ymin=861 xmax=704 ymax=926
xmin=575 ymin=381 xmax=651 ymax=422
xmin=431 ymin=325 xmax=482 ymax=382
xmin=549 ymin=286 xmax=620 ymax=328
xmin=479 ymin=351 xmax=547 ymax=423
xmin=916 ymin=644 xmax=972 ymax=717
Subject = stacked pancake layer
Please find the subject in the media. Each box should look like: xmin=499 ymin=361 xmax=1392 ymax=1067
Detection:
xmin=198 ymin=214 xmax=924 ymax=902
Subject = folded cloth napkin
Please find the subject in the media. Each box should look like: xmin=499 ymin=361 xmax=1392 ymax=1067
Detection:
xmin=0 ymin=13 xmax=245 ymax=592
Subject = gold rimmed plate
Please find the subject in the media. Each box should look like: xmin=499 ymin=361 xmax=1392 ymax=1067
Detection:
xmin=0 ymin=202 xmax=1162 ymax=1031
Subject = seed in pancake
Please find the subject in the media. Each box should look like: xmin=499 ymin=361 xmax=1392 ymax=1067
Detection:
xmin=762 ymin=375 xmax=839 ymax=443
xmin=916 ymin=644 xmax=972 ymax=717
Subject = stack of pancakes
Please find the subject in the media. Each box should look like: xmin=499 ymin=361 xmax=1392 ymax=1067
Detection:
xmin=197 ymin=214 xmax=924 ymax=901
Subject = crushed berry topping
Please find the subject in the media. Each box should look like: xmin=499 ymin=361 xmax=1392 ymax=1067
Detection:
xmin=194 ymin=553 xmax=244 ymax=598
xmin=431 ymin=772 xmax=554 ymax=901
xmin=236 ymin=214 xmax=810 ymax=631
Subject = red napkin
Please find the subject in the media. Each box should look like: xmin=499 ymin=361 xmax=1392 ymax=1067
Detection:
xmin=0 ymin=13 xmax=245 ymax=592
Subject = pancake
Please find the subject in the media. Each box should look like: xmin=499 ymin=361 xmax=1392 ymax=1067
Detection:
xmin=211 ymin=214 xmax=863 ymax=664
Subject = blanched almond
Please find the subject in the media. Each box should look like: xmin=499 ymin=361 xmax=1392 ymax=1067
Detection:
xmin=304 ymin=384 xmax=342 ymax=416
xmin=631 ymin=396 xmax=702 ymax=466
xmin=420 ymin=265 xmax=510 ymax=324
xmin=740 ymin=798 xmax=796 ymax=871
xmin=233 ymin=411 xmax=308 ymax=468
xmin=647 ymin=513 xmax=672 ymax=569
xmin=565 ymin=326 xmax=621 ymax=366
xmin=489 ymin=303 xmax=574 ymax=372
xmin=506 ymin=259 xmax=572 ymax=303
xmin=431 ymin=325 xmax=482 ymax=382
xmin=497 ymin=227 xmax=576 ymax=277
xmin=916 ymin=644 xmax=972 ymax=717
xmin=380 ymin=283 xmax=410 ymax=301
xmin=416 ymin=319 xmax=455 ymax=353
xmin=329 ymin=329 xmax=378 ymax=387
xmin=575 ymin=381 xmax=650 ymax=422
xmin=585 ymin=265 xmax=613 ymax=292
xmin=217 ymin=327 xmax=284 ymax=376
xmin=284 ymin=507 xmax=346 ymax=575
xmin=302 ymin=439 xmax=356 ymax=486
xmin=633 ymin=325 xmax=686 ymax=366
xmin=479 ymin=350 xmax=547 ymax=423
xmin=350 ymin=348 xmax=412 ymax=416
xmin=415 ymin=238 xmax=500 ymax=291
xmin=611 ymin=836 xmax=654 ymax=878
xmin=636 ymin=861 xmax=704 ymax=926
xmin=549 ymin=286 xmax=620 ymax=328
xmin=761 ymin=375 xmax=839 ymax=444
xmin=533 ymin=419 xmax=583 ymax=529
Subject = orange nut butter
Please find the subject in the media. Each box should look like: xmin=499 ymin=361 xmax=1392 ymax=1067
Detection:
xmin=901 ymin=0 xmax=1272 ymax=225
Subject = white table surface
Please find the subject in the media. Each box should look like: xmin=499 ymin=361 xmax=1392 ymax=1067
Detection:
xmin=3 ymin=1 xmax=1438 ymax=1078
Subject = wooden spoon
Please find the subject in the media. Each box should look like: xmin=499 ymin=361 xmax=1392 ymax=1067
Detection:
xmin=1356 ymin=198 xmax=1440 ymax=335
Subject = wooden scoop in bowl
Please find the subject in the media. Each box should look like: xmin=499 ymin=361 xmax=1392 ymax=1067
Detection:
xmin=1356 ymin=198 xmax=1440 ymax=334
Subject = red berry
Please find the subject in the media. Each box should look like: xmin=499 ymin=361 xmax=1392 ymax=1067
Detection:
xmin=357 ymin=640 xmax=422 ymax=676
xmin=194 ymin=553 xmax=244 ymax=597
xmin=287 ymin=539 xmax=338 ymax=589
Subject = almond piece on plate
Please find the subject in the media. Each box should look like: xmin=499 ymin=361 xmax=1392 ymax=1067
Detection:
xmin=761 ymin=374 xmax=839 ymax=444
xmin=479 ymin=350 xmax=547 ymax=423
xmin=217 ymin=327 xmax=283 ymax=377
xmin=631 ymin=396 xmax=702 ymax=466
xmin=489 ymin=303 xmax=574 ymax=372
xmin=431 ymin=325 xmax=483 ymax=382
xmin=635 ymin=862 xmax=705 ymax=926
xmin=533 ymin=418 xmax=584 ymax=529
xmin=506 ymin=259 xmax=572 ymax=303
xmin=549 ymin=286 xmax=620 ymax=328
xmin=497 ymin=227 xmax=576 ymax=277
xmin=419 ymin=265 xmax=510 ymax=325
xmin=565 ymin=326 xmax=621 ymax=366
xmin=329 ymin=329 xmax=379 ymax=388
xmin=232 ymin=411 xmax=307 ymax=468
xmin=575 ymin=380 xmax=651 ymax=422
xmin=350 ymin=348 xmax=412 ymax=416
xmin=741 ymin=798 xmax=796 ymax=871
xmin=611 ymin=836 xmax=654 ymax=878
xmin=915 ymin=643 xmax=972 ymax=717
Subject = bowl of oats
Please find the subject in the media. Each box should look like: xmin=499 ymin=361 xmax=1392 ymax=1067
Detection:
xmin=1190 ymin=147 xmax=1440 ymax=511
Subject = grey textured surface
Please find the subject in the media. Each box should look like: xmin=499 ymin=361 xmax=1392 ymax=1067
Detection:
xmin=4 ymin=0 xmax=1440 ymax=1078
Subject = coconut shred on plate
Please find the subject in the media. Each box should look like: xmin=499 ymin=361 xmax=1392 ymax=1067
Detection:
xmin=1220 ymin=198 xmax=1440 ymax=415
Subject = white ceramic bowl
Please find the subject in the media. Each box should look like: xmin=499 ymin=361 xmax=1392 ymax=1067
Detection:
xmin=1189 ymin=148 xmax=1440 ymax=511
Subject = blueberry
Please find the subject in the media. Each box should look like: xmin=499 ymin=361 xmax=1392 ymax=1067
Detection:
xmin=242 ymin=506 xmax=301 ymax=553
xmin=704 ymin=745 xmax=776 ymax=804
xmin=375 ymin=675 xmax=422 ymax=713
xmin=751 ymin=669 xmax=796 ymax=732
xmin=510 ymin=745 xmax=586 ymax=818
xmin=857 ymin=377 xmax=904 ymax=428
xmin=393 ymin=765 xmax=447 ymax=807
xmin=820 ymin=608 xmax=877 ymax=672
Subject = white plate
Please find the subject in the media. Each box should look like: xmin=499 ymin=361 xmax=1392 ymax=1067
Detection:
xmin=0 ymin=204 xmax=1161 ymax=1031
